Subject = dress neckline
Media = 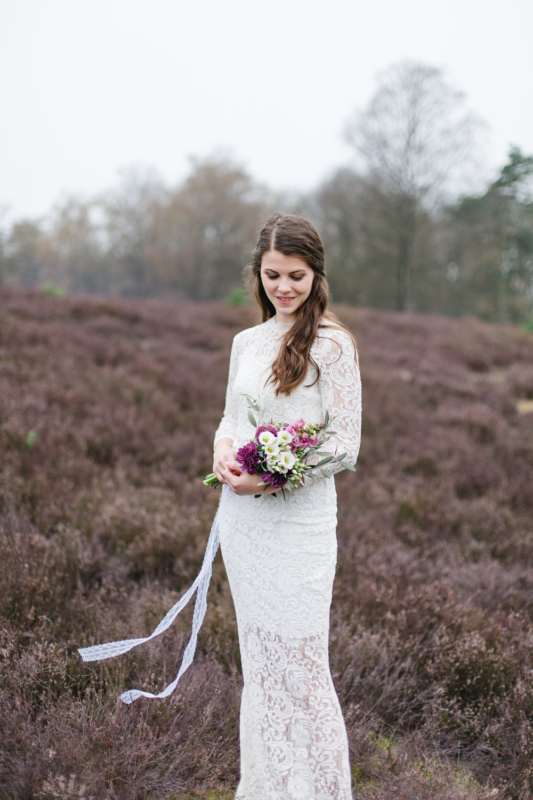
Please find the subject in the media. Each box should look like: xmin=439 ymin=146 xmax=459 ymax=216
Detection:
xmin=266 ymin=315 xmax=294 ymax=330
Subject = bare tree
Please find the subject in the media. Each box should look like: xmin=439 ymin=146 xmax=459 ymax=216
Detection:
xmin=4 ymin=219 xmax=51 ymax=287
xmin=102 ymin=166 xmax=167 ymax=296
xmin=48 ymin=197 xmax=109 ymax=293
xmin=159 ymin=155 xmax=268 ymax=300
xmin=345 ymin=61 xmax=483 ymax=311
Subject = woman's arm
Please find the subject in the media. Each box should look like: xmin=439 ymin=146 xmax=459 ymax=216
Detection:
xmin=214 ymin=336 xmax=240 ymax=450
xmin=313 ymin=328 xmax=362 ymax=479
xmin=212 ymin=337 xmax=240 ymax=483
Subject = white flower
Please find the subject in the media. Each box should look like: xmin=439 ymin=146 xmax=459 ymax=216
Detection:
xmin=258 ymin=430 xmax=276 ymax=446
xmin=278 ymin=450 xmax=296 ymax=470
xmin=277 ymin=429 xmax=293 ymax=445
xmin=257 ymin=431 xmax=276 ymax=445
xmin=263 ymin=440 xmax=280 ymax=458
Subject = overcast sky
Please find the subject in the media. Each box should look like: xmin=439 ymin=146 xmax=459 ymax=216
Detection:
xmin=1 ymin=0 xmax=532 ymax=221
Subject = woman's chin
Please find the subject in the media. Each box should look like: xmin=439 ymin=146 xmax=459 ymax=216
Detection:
xmin=274 ymin=302 xmax=298 ymax=320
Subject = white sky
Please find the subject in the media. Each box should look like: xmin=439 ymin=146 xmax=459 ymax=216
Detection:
xmin=1 ymin=0 xmax=532 ymax=221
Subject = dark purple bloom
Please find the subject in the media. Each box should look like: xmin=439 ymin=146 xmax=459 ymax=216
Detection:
xmin=236 ymin=442 xmax=261 ymax=474
xmin=261 ymin=471 xmax=288 ymax=489
xmin=255 ymin=424 xmax=278 ymax=440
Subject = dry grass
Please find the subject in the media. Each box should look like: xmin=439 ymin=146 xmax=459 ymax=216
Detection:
xmin=1 ymin=287 xmax=533 ymax=798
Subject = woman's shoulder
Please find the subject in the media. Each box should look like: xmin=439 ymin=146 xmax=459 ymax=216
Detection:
xmin=232 ymin=319 xmax=272 ymax=348
xmin=315 ymin=322 xmax=356 ymax=353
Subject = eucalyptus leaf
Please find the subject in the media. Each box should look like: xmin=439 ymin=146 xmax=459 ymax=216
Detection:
xmin=340 ymin=461 xmax=356 ymax=471
xmin=324 ymin=410 xmax=329 ymax=426
xmin=315 ymin=455 xmax=334 ymax=467
xmin=248 ymin=410 xmax=257 ymax=427
xmin=242 ymin=393 xmax=259 ymax=411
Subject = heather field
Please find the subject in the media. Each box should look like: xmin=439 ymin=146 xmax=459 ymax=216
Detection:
xmin=2 ymin=287 xmax=533 ymax=800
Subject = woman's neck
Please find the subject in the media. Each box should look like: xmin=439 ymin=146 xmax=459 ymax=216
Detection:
xmin=274 ymin=313 xmax=295 ymax=325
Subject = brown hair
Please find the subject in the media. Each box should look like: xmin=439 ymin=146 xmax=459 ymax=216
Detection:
xmin=245 ymin=213 xmax=356 ymax=395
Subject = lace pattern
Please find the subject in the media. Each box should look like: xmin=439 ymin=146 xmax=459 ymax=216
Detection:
xmin=236 ymin=627 xmax=352 ymax=800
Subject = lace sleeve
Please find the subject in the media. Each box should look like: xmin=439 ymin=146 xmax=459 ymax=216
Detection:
xmin=314 ymin=328 xmax=362 ymax=479
xmin=213 ymin=335 xmax=240 ymax=450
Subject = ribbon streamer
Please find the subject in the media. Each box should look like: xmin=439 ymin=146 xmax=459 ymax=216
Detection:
xmin=78 ymin=486 xmax=229 ymax=704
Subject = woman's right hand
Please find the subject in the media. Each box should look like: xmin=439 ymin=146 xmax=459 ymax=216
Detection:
xmin=213 ymin=439 xmax=238 ymax=484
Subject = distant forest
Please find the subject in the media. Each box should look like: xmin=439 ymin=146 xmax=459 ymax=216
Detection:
xmin=2 ymin=62 xmax=533 ymax=327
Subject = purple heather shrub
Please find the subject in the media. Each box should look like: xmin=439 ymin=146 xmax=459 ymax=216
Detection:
xmin=1 ymin=288 xmax=533 ymax=798
xmin=236 ymin=441 xmax=261 ymax=474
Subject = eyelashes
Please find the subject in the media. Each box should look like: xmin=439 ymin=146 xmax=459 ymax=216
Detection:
xmin=266 ymin=275 xmax=304 ymax=281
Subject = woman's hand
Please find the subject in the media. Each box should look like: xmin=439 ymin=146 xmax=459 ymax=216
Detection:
xmin=222 ymin=463 xmax=278 ymax=496
xmin=213 ymin=439 xmax=238 ymax=484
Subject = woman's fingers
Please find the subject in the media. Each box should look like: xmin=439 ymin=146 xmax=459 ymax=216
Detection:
xmin=214 ymin=455 xmax=232 ymax=482
xmin=222 ymin=466 xmax=240 ymax=493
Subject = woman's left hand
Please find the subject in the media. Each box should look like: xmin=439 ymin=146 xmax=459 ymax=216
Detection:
xmin=222 ymin=463 xmax=277 ymax=496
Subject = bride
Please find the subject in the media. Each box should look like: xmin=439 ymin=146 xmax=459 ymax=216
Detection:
xmin=213 ymin=213 xmax=362 ymax=800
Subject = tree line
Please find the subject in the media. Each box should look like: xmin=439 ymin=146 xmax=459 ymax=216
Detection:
xmin=1 ymin=61 xmax=532 ymax=325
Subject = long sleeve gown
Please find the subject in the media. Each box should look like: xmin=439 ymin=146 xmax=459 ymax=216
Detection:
xmin=214 ymin=315 xmax=362 ymax=800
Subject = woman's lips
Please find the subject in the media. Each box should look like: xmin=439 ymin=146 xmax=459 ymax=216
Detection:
xmin=276 ymin=296 xmax=295 ymax=304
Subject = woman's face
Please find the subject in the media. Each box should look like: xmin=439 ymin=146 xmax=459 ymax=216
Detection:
xmin=260 ymin=250 xmax=314 ymax=323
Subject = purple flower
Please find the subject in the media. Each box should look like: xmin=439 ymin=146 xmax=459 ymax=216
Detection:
xmin=255 ymin=424 xmax=278 ymax=441
xmin=286 ymin=418 xmax=306 ymax=436
xmin=290 ymin=433 xmax=319 ymax=451
xmin=236 ymin=442 xmax=261 ymax=474
xmin=261 ymin=471 xmax=288 ymax=489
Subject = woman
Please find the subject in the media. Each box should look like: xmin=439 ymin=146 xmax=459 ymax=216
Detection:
xmin=213 ymin=213 xmax=362 ymax=800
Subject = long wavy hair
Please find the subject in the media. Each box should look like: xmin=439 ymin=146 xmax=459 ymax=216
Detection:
xmin=244 ymin=213 xmax=356 ymax=396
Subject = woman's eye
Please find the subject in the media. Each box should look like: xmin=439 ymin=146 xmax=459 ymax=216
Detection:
xmin=266 ymin=274 xmax=304 ymax=281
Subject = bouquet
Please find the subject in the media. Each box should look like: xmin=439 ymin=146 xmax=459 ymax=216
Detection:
xmin=204 ymin=395 xmax=354 ymax=497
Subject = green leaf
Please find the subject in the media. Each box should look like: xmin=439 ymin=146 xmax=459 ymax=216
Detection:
xmin=248 ymin=410 xmax=258 ymax=428
xmin=324 ymin=410 xmax=329 ymax=426
xmin=335 ymin=453 xmax=347 ymax=462
xmin=241 ymin=393 xmax=259 ymax=411
xmin=340 ymin=461 xmax=356 ymax=471
xmin=315 ymin=455 xmax=334 ymax=467
xmin=25 ymin=429 xmax=38 ymax=449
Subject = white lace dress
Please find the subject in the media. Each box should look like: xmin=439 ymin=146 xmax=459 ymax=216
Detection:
xmin=214 ymin=315 xmax=362 ymax=800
